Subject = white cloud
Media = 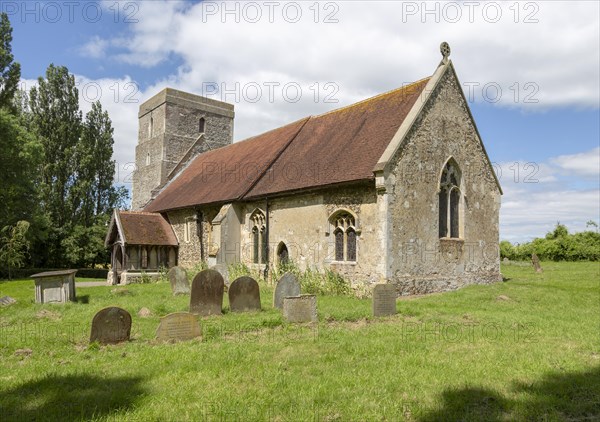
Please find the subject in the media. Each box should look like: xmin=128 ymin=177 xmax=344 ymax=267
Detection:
xmin=551 ymin=147 xmax=600 ymax=178
xmin=79 ymin=36 xmax=109 ymax=59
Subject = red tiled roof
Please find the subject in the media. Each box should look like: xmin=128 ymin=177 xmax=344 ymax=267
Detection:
xmin=146 ymin=118 xmax=309 ymax=212
xmin=119 ymin=211 xmax=178 ymax=246
xmin=246 ymin=78 xmax=430 ymax=198
xmin=146 ymin=77 xmax=430 ymax=212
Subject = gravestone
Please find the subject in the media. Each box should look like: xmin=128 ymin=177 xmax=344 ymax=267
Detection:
xmin=531 ymin=253 xmax=543 ymax=273
xmin=228 ymin=276 xmax=261 ymax=312
xmin=372 ymin=284 xmax=397 ymax=317
xmin=283 ymin=295 xmax=317 ymax=323
xmin=273 ymin=272 xmax=301 ymax=309
xmin=0 ymin=296 xmax=16 ymax=307
xmin=90 ymin=307 xmax=132 ymax=344
xmin=211 ymin=264 xmax=229 ymax=283
xmin=156 ymin=312 xmax=201 ymax=342
xmin=168 ymin=266 xmax=190 ymax=295
xmin=189 ymin=269 xmax=224 ymax=316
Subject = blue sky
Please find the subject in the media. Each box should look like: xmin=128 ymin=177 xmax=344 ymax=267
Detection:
xmin=7 ymin=0 xmax=599 ymax=242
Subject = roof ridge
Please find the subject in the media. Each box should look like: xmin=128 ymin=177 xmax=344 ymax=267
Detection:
xmin=314 ymin=76 xmax=431 ymax=118
xmin=228 ymin=116 xmax=311 ymax=146
xmin=120 ymin=210 xmax=162 ymax=216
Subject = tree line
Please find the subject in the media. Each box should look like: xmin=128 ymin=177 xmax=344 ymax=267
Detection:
xmin=0 ymin=13 xmax=127 ymax=277
xmin=500 ymin=222 xmax=600 ymax=262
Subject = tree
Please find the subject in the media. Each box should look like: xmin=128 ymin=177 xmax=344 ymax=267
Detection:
xmin=0 ymin=108 xmax=42 ymax=230
xmin=29 ymin=65 xmax=82 ymax=266
xmin=29 ymin=66 xmax=127 ymax=267
xmin=74 ymin=101 xmax=127 ymax=226
xmin=0 ymin=221 xmax=30 ymax=279
xmin=29 ymin=64 xmax=82 ymax=230
xmin=0 ymin=13 xmax=20 ymax=109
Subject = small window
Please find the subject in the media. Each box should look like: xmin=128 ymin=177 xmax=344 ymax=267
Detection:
xmin=346 ymin=229 xmax=357 ymax=261
xmin=330 ymin=211 xmax=357 ymax=262
xmin=184 ymin=218 xmax=193 ymax=243
xmin=250 ymin=209 xmax=266 ymax=264
xmin=146 ymin=152 xmax=151 ymax=166
xmin=199 ymin=117 xmax=205 ymax=134
xmin=149 ymin=116 xmax=153 ymax=138
xmin=334 ymin=229 xmax=344 ymax=261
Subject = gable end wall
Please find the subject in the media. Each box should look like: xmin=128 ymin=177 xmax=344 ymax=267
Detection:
xmin=386 ymin=66 xmax=501 ymax=295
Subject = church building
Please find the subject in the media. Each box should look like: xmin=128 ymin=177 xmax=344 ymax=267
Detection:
xmin=105 ymin=43 xmax=502 ymax=295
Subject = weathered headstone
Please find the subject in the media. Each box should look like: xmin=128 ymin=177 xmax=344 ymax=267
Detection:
xmin=211 ymin=264 xmax=229 ymax=286
xmin=168 ymin=266 xmax=190 ymax=295
xmin=273 ymin=272 xmax=301 ymax=309
xmin=228 ymin=276 xmax=261 ymax=312
xmin=90 ymin=307 xmax=132 ymax=344
xmin=283 ymin=295 xmax=317 ymax=323
xmin=372 ymin=284 xmax=397 ymax=317
xmin=531 ymin=253 xmax=543 ymax=273
xmin=155 ymin=312 xmax=201 ymax=342
xmin=0 ymin=296 xmax=16 ymax=307
xmin=189 ymin=269 xmax=224 ymax=316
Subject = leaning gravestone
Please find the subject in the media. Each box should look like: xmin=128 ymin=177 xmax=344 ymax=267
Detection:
xmin=283 ymin=295 xmax=317 ymax=323
xmin=90 ymin=307 xmax=132 ymax=344
xmin=372 ymin=284 xmax=397 ymax=317
xmin=273 ymin=272 xmax=301 ymax=309
xmin=168 ymin=266 xmax=190 ymax=295
xmin=189 ymin=269 xmax=224 ymax=316
xmin=228 ymin=276 xmax=261 ymax=312
xmin=156 ymin=312 xmax=201 ymax=342
xmin=531 ymin=253 xmax=543 ymax=273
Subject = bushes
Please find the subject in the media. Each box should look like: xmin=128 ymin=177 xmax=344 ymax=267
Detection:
xmin=501 ymin=224 xmax=600 ymax=262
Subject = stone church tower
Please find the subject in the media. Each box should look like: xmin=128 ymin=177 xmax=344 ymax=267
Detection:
xmin=131 ymin=88 xmax=234 ymax=210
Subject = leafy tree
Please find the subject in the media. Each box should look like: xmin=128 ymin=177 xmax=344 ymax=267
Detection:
xmin=0 ymin=220 xmax=30 ymax=279
xmin=62 ymin=218 xmax=110 ymax=268
xmin=0 ymin=108 xmax=42 ymax=230
xmin=29 ymin=65 xmax=82 ymax=266
xmin=0 ymin=13 xmax=20 ymax=109
xmin=29 ymin=64 xmax=82 ymax=229
xmin=501 ymin=223 xmax=600 ymax=262
xmin=29 ymin=66 xmax=127 ymax=268
xmin=74 ymin=101 xmax=127 ymax=226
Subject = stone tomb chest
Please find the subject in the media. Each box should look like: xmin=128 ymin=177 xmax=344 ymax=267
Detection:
xmin=31 ymin=269 xmax=77 ymax=304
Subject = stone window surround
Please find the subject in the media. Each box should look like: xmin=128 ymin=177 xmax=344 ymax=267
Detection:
xmin=249 ymin=208 xmax=267 ymax=264
xmin=438 ymin=157 xmax=464 ymax=240
xmin=328 ymin=209 xmax=359 ymax=264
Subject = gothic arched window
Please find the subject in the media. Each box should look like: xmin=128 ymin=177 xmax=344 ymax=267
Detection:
xmin=199 ymin=117 xmax=205 ymax=134
xmin=250 ymin=209 xmax=266 ymax=264
xmin=439 ymin=160 xmax=462 ymax=238
xmin=330 ymin=211 xmax=357 ymax=262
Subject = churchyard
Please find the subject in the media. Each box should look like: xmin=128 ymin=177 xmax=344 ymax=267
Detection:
xmin=0 ymin=261 xmax=598 ymax=421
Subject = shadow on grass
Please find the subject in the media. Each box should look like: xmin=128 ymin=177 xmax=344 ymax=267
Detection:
xmin=0 ymin=374 xmax=146 ymax=421
xmin=418 ymin=366 xmax=600 ymax=421
xmin=76 ymin=294 xmax=90 ymax=304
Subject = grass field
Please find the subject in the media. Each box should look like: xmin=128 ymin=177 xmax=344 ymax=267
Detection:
xmin=1 ymin=262 xmax=598 ymax=421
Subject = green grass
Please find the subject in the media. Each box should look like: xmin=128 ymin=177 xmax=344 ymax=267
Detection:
xmin=1 ymin=262 xmax=598 ymax=421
